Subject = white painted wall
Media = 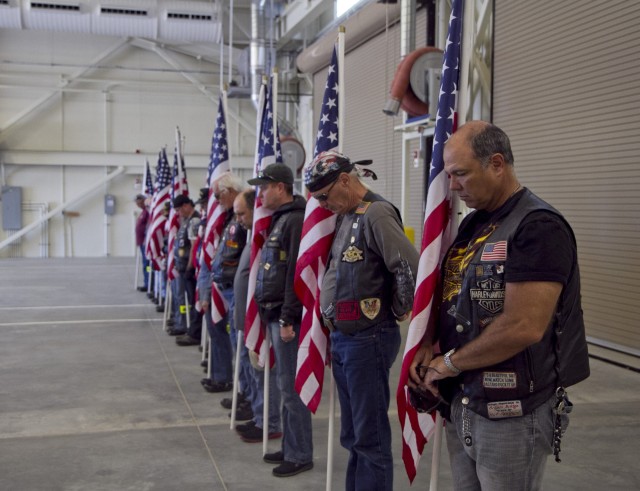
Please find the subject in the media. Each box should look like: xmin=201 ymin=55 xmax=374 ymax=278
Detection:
xmin=0 ymin=29 xmax=257 ymax=258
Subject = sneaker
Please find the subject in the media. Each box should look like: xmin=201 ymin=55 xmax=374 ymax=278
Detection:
xmin=235 ymin=420 xmax=256 ymax=434
xmin=263 ymin=451 xmax=285 ymax=464
xmin=175 ymin=334 xmax=200 ymax=346
xmin=200 ymin=377 xmax=212 ymax=387
xmin=240 ymin=425 xmax=282 ymax=443
xmin=272 ymin=461 xmax=313 ymax=477
xmin=204 ymin=382 xmax=233 ymax=393
xmin=167 ymin=328 xmax=186 ymax=336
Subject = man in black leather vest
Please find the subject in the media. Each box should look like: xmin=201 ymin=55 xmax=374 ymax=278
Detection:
xmin=170 ymin=195 xmax=202 ymax=340
xmin=247 ymin=163 xmax=313 ymax=477
xmin=408 ymin=121 xmax=589 ymax=490
xmin=305 ymin=150 xmax=419 ymax=491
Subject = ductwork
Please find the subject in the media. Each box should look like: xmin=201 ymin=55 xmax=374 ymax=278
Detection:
xmin=250 ymin=0 xmax=266 ymax=106
xmin=0 ymin=0 xmax=222 ymax=43
xmin=296 ymin=2 xmax=402 ymax=74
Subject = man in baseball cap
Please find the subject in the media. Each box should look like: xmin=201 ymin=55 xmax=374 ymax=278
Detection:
xmin=247 ymin=163 xmax=294 ymax=186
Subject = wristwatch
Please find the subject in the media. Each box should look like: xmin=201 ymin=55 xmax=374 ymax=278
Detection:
xmin=443 ymin=348 xmax=462 ymax=374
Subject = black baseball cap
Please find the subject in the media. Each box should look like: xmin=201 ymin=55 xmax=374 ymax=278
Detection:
xmin=247 ymin=163 xmax=294 ymax=186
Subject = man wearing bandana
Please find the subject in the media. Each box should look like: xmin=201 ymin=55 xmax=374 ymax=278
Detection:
xmin=305 ymin=150 xmax=419 ymax=491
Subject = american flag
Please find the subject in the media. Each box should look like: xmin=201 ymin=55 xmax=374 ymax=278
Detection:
xmin=144 ymin=159 xmax=154 ymax=197
xmin=202 ymin=96 xmax=231 ymax=269
xmin=294 ymin=45 xmax=340 ymax=412
xmin=166 ymin=132 xmax=190 ymax=282
xmin=480 ymin=241 xmax=507 ymax=261
xmin=145 ymin=150 xmax=171 ymax=270
xmin=396 ymin=0 xmax=464 ymax=482
xmin=245 ymin=77 xmax=281 ymax=366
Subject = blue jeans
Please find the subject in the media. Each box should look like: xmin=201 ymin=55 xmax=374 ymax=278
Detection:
xmin=330 ymin=321 xmax=401 ymax=491
xmin=268 ymin=321 xmax=313 ymax=464
xmin=244 ymin=345 xmax=281 ymax=433
xmin=206 ymin=286 xmax=234 ymax=383
xmin=446 ymin=393 xmax=561 ymax=491
xmin=139 ymin=245 xmax=150 ymax=289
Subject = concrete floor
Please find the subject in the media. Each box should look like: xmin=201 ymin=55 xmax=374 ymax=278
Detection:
xmin=0 ymin=257 xmax=639 ymax=491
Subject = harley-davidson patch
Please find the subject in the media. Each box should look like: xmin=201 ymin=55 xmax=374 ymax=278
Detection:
xmin=470 ymin=277 xmax=505 ymax=314
xmin=342 ymin=245 xmax=364 ymax=263
xmin=360 ymin=298 xmax=381 ymax=320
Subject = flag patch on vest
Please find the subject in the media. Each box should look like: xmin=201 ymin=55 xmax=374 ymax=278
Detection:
xmin=487 ymin=400 xmax=523 ymax=418
xmin=480 ymin=241 xmax=507 ymax=261
xmin=360 ymin=298 xmax=381 ymax=320
xmin=482 ymin=371 xmax=517 ymax=389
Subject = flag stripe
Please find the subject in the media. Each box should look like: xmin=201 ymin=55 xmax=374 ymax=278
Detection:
xmin=294 ymin=45 xmax=340 ymax=412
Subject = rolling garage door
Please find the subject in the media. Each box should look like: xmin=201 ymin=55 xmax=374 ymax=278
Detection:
xmin=493 ymin=0 xmax=640 ymax=353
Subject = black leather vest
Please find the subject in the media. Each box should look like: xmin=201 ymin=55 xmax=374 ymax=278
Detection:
xmin=332 ymin=191 xmax=400 ymax=334
xmin=440 ymin=190 xmax=589 ymax=419
xmin=212 ymin=218 xmax=247 ymax=288
xmin=254 ymin=214 xmax=288 ymax=309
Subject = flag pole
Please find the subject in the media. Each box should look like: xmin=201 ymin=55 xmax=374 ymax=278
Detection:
xmin=429 ymin=0 xmax=470 ymax=489
xmin=262 ymin=69 xmax=278 ymax=452
xmin=324 ymin=26 xmax=345 ymax=491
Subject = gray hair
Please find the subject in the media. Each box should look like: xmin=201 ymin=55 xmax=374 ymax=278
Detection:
xmin=215 ymin=171 xmax=245 ymax=193
xmin=469 ymin=124 xmax=515 ymax=167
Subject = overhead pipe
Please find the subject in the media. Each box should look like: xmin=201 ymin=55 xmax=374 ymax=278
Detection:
xmin=250 ymin=0 xmax=267 ymax=107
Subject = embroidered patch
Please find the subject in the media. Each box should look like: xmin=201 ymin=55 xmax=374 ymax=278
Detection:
xmin=487 ymin=400 xmax=523 ymax=418
xmin=355 ymin=201 xmax=371 ymax=214
xmin=226 ymin=240 xmax=238 ymax=248
xmin=263 ymin=263 xmax=271 ymax=270
xmin=229 ymin=224 xmax=236 ymax=235
xmin=178 ymin=248 xmax=186 ymax=257
xmin=470 ymin=277 xmax=505 ymax=314
xmin=342 ymin=245 xmax=364 ymax=262
xmin=483 ymin=371 xmax=517 ymax=389
xmin=279 ymin=250 xmax=287 ymax=261
xmin=360 ymin=298 xmax=381 ymax=320
xmin=480 ymin=241 xmax=507 ymax=262
xmin=335 ymin=301 xmax=360 ymax=321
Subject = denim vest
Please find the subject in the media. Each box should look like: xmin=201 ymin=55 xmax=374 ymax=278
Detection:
xmin=212 ymin=218 xmax=247 ymax=288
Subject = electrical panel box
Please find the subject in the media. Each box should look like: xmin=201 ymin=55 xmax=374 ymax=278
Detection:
xmin=104 ymin=194 xmax=116 ymax=216
xmin=2 ymin=186 xmax=23 ymax=231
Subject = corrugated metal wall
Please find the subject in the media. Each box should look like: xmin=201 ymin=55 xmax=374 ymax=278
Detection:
xmin=493 ymin=0 xmax=640 ymax=352
xmin=312 ymin=9 xmax=428 ymax=247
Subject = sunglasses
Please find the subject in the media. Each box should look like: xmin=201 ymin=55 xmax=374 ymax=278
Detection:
xmin=313 ymin=179 xmax=337 ymax=202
